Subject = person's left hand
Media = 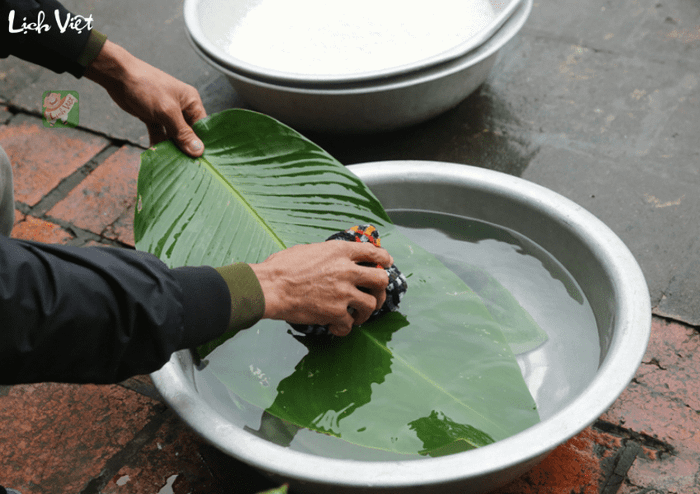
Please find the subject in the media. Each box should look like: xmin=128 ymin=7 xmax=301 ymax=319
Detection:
xmin=85 ymin=40 xmax=206 ymax=157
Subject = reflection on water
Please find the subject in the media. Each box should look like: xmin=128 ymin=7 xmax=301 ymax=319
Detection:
xmin=248 ymin=316 xmax=404 ymax=446
xmin=390 ymin=210 xmax=599 ymax=419
xmin=193 ymin=210 xmax=599 ymax=459
xmin=409 ymin=410 xmax=494 ymax=456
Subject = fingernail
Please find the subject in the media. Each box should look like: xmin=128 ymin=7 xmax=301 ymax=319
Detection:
xmin=191 ymin=139 xmax=203 ymax=151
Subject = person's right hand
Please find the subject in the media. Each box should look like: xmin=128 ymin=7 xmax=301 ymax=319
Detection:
xmin=250 ymin=241 xmax=393 ymax=337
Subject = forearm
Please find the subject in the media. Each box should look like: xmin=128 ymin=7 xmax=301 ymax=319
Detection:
xmin=83 ymin=39 xmax=138 ymax=90
xmin=0 ymin=235 xmax=232 ymax=384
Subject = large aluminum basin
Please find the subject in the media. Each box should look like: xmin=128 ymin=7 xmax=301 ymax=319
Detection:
xmin=152 ymin=161 xmax=651 ymax=493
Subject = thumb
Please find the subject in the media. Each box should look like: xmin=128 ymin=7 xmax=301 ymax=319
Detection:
xmin=165 ymin=112 xmax=204 ymax=158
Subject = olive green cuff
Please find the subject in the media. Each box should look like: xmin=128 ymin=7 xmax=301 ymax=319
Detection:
xmin=77 ymin=29 xmax=107 ymax=69
xmin=214 ymin=263 xmax=266 ymax=333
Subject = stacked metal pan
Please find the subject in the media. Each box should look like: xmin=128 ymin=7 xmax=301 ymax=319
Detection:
xmin=184 ymin=0 xmax=531 ymax=133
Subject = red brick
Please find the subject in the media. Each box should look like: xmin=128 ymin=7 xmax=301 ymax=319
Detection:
xmin=632 ymin=317 xmax=700 ymax=411
xmin=100 ymin=412 xmax=220 ymax=494
xmin=620 ymin=453 xmax=698 ymax=493
xmin=602 ymin=318 xmax=700 ymax=454
xmin=48 ymin=145 xmax=141 ymax=245
xmin=99 ymin=403 xmax=281 ymax=494
xmin=494 ymin=427 xmax=613 ymax=494
xmin=0 ymin=116 xmax=108 ymax=206
xmin=599 ymin=317 xmax=700 ymax=493
xmin=105 ymin=201 xmax=136 ymax=247
xmin=603 ymin=382 xmax=700 ymax=453
xmin=11 ymin=214 xmax=73 ymax=244
xmin=0 ymin=383 xmax=158 ymax=494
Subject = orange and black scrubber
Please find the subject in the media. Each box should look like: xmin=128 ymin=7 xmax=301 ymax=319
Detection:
xmin=290 ymin=225 xmax=408 ymax=336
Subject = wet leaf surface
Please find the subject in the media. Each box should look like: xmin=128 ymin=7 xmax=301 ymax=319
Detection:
xmin=135 ymin=109 xmax=543 ymax=457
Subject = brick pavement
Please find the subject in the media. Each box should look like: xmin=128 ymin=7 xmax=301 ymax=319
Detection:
xmin=0 ymin=107 xmax=699 ymax=494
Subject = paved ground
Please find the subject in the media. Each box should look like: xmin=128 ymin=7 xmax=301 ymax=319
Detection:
xmin=1 ymin=0 xmax=699 ymax=492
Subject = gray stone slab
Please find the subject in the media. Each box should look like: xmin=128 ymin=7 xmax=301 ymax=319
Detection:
xmin=656 ymin=255 xmax=700 ymax=326
xmin=648 ymin=81 xmax=700 ymax=179
xmin=13 ymin=68 xmax=149 ymax=143
xmin=486 ymin=35 xmax=700 ymax=166
xmin=0 ymin=58 xmax=45 ymax=103
xmin=469 ymin=22 xmax=700 ymax=324
xmin=0 ymin=105 xmax=12 ymax=124
xmin=311 ymin=27 xmax=697 ymax=168
xmin=306 ymin=83 xmax=538 ymax=177
xmin=522 ymin=145 xmax=700 ymax=325
xmin=526 ymin=0 xmax=700 ymax=63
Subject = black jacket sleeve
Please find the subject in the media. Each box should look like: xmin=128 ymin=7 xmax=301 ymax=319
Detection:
xmin=0 ymin=235 xmax=232 ymax=384
xmin=0 ymin=0 xmax=101 ymax=77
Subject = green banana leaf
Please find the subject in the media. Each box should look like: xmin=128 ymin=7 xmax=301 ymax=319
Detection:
xmin=134 ymin=109 xmax=543 ymax=457
xmin=257 ymin=486 xmax=287 ymax=494
xmin=392 ymin=212 xmax=548 ymax=356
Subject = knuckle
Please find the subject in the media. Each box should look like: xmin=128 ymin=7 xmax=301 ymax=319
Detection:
xmin=329 ymin=305 xmax=349 ymax=319
xmin=174 ymin=126 xmax=194 ymax=141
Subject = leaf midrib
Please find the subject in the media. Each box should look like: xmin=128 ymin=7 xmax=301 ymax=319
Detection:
xmin=198 ymin=156 xmax=286 ymax=250
xmin=361 ymin=329 xmax=508 ymax=437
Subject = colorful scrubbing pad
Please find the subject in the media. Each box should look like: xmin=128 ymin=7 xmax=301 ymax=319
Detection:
xmin=290 ymin=225 xmax=408 ymax=335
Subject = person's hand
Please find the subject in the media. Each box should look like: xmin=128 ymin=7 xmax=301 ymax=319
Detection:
xmin=250 ymin=241 xmax=394 ymax=337
xmin=85 ymin=40 xmax=206 ymax=157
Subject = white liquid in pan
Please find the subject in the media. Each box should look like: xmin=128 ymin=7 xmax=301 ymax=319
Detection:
xmin=224 ymin=0 xmax=497 ymax=75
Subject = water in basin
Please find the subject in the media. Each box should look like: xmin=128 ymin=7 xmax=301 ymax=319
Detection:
xmin=193 ymin=210 xmax=599 ymax=460
xmin=388 ymin=210 xmax=600 ymax=420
